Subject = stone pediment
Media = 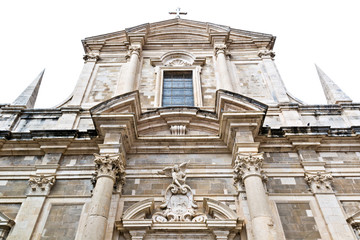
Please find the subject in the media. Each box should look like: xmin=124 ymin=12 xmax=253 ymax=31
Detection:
xmin=90 ymin=90 xmax=267 ymax=153
xmin=82 ymin=18 xmax=275 ymax=51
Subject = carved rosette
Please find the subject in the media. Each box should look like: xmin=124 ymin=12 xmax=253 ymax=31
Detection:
xmin=304 ymin=172 xmax=333 ymax=193
xmin=92 ymin=154 xmax=126 ymax=190
xmin=214 ymin=44 xmax=228 ymax=57
xmin=126 ymin=46 xmax=141 ymax=58
xmin=28 ymin=175 xmax=56 ymax=195
xmin=233 ymin=153 xmax=267 ymax=189
xmin=83 ymin=52 xmax=100 ymax=62
xmin=257 ymin=49 xmax=275 ymax=59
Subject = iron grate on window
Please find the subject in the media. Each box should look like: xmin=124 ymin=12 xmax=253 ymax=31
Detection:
xmin=162 ymin=71 xmax=194 ymax=107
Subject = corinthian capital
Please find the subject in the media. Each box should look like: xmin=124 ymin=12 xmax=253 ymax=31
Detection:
xmin=257 ymin=49 xmax=275 ymax=59
xmin=233 ymin=153 xmax=267 ymax=188
xmin=304 ymin=172 xmax=333 ymax=193
xmin=92 ymin=154 xmax=125 ymax=189
xmin=83 ymin=52 xmax=100 ymax=62
xmin=214 ymin=44 xmax=228 ymax=57
xmin=28 ymin=175 xmax=56 ymax=195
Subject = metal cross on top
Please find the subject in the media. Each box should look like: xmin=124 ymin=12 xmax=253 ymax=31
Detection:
xmin=169 ymin=7 xmax=187 ymax=19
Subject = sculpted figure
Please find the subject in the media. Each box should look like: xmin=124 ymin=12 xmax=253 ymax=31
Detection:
xmin=153 ymin=161 xmax=206 ymax=222
xmin=158 ymin=161 xmax=189 ymax=193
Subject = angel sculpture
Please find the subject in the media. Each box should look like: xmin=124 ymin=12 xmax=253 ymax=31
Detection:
xmin=154 ymin=160 xmax=202 ymax=222
xmin=158 ymin=161 xmax=189 ymax=193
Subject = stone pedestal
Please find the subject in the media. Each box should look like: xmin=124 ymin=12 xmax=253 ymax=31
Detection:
xmin=234 ymin=153 xmax=275 ymax=240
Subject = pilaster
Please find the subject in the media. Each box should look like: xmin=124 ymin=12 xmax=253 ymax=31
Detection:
xmin=258 ymin=49 xmax=289 ymax=103
xmin=69 ymin=52 xmax=100 ymax=106
xmin=7 ymin=175 xmax=56 ymax=240
xmin=304 ymin=171 xmax=355 ymax=239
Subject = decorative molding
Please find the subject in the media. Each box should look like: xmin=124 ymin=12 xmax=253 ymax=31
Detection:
xmin=92 ymin=154 xmax=126 ymax=190
xmin=170 ymin=125 xmax=186 ymax=135
xmin=153 ymin=161 xmax=207 ymax=222
xmin=83 ymin=52 xmax=100 ymax=62
xmin=167 ymin=59 xmax=191 ymax=66
xmin=233 ymin=153 xmax=267 ymax=190
xmin=257 ymin=49 xmax=275 ymax=59
xmin=28 ymin=174 xmax=55 ymax=195
xmin=304 ymin=171 xmax=333 ymax=193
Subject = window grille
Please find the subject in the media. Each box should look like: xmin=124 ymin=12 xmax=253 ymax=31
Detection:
xmin=162 ymin=71 xmax=194 ymax=107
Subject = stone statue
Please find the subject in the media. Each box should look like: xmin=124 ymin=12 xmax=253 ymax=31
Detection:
xmin=153 ymin=161 xmax=206 ymax=223
xmin=158 ymin=161 xmax=189 ymax=194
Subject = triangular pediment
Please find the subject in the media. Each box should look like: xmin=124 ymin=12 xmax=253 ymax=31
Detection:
xmin=82 ymin=18 xmax=275 ymax=49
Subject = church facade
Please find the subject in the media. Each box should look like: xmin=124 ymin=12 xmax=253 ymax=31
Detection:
xmin=1 ymin=18 xmax=360 ymax=240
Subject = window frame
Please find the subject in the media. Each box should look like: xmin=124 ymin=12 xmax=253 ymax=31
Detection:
xmin=154 ymin=66 xmax=203 ymax=108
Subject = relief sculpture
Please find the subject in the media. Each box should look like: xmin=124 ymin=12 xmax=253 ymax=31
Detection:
xmin=152 ymin=161 xmax=207 ymax=223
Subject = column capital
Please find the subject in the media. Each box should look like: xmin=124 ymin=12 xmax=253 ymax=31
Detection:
xmin=257 ymin=49 xmax=275 ymax=59
xmin=126 ymin=45 xmax=142 ymax=59
xmin=304 ymin=171 xmax=333 ymax=193
xmin=214 ymin=44 xmax=228 ymax=57
xmin=92 ymin=153 xmax=126 ymax=190
xmin=27 ymin=174 xmax=56 ymax=196
xmin=83 ymin=52 xmax=100 ymax=62
xmin=233 ymin=153 xmax=267 ymax=188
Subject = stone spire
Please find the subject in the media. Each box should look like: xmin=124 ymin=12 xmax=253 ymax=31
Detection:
xmin=315 ymin=65 xmax=352 ymax=104
xmin=12 ymin=69 xmax=45 ymax=108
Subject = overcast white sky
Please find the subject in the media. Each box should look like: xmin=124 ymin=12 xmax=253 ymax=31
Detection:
xmin=0 ymin=0 xmax=359 ymax=107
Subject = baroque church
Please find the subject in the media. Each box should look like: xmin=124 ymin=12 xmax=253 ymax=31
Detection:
xmin=1 ymin=15 xmax=360 ymax=240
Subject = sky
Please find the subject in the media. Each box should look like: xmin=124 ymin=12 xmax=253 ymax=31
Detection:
xmin=0 ymin=0 xmax=359 ymax=107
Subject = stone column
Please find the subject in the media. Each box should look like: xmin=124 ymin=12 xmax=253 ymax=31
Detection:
xmin=214 ymin=44 xmax=233 ymax=91
xmin=121 ymin=45 xmax=141 ymax=94
xmin=69 ymin=52 xmax=100 ymax=106
xmin=233 ymin=153 xmax=275 ymax=240
xmin=305 ymin=172 xmax=355 ymax=239
xmin=82 ymin=154 xmax=125 ymax=240
xmin=7 ymin=175 xmax=55 ymax=240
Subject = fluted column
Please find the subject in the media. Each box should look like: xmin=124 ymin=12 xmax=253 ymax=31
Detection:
xmin=122 ymin=45 xmax=141 ymax=94
xmin=82 ymin=154 xmax=125 ymax=240
xmin=233 ymin=153 xmax=275 ymax=240
xmin=214 ymin=44 xmax=233 ymax=91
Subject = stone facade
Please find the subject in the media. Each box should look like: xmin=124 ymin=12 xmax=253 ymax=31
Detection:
xmin=1 ymin=18 xmax=360 ymax=239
